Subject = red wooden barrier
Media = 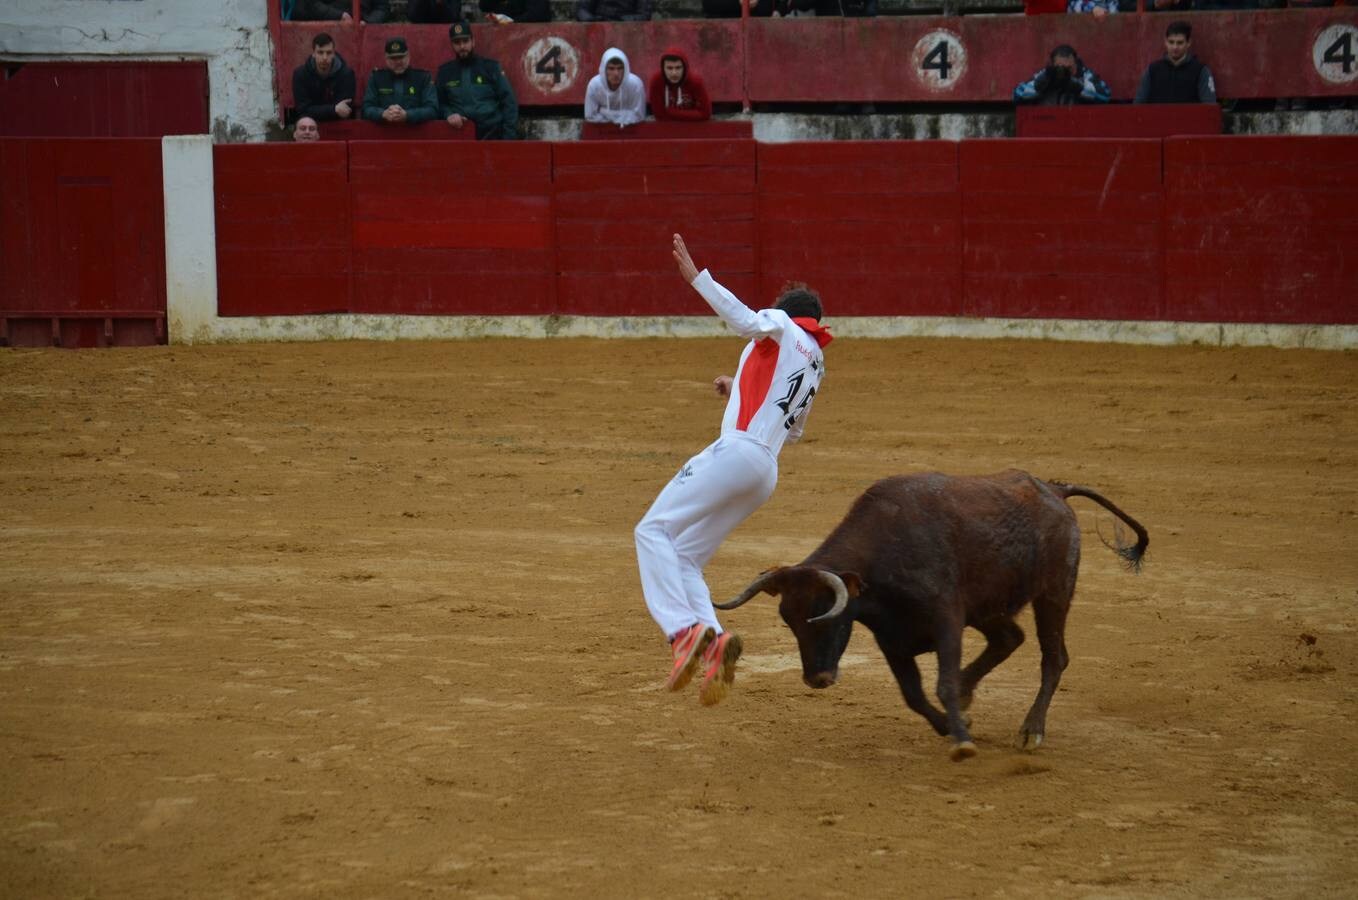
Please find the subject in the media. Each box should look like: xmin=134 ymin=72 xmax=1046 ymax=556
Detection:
xmin=1016 ymin=104 xmax=1222 ymax=138
xmin=205 ymin=136 xmax=1356 ymax=326
xmin=0 ymin=138 xmax=165 ymax=347
xmin=552 ymin=139 xmax=758 ymax=315
xmin=0 ymin=62 xmax=209 ymax=138
xmin=348 ymin=142 xmax=555 ymax=314
xmin=277 ymin=10 xmax=1358 ymax=110
xmin=320 ymin=120 xmax=477 ymax=140
xmin=580 ymin=120 xmax=754 ymax=140
xmin=757 ymin=142 xmax=962 ymax=316
xmin=960 ymin=139 xmax=1164 ymax=320
xmin=214 ymin=143 xmax=352 ymax=317
xmin=1162 ymin=135 xmax=1358 ymax=324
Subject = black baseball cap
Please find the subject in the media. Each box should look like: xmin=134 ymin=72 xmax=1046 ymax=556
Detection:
xmin=385 ymin=37 xmax=409 ymax=56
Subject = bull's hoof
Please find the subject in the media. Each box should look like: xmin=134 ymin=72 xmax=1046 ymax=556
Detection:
xmin=949 ymin=741 xmax=978 ymax=762
xmin=1017 ymin=731 xmax=1043 ymax=752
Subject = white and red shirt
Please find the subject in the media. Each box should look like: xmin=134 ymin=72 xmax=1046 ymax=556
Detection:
xmin=692 ymin=269 xmax=832 ymax=458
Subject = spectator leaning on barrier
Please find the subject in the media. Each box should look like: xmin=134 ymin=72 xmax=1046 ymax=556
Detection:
xmin=407 ymin=0 xmax=459 ymax=21
xmin=576 ymin=0 xmax=653 ymax=22
xmin=648 ymin=49 xmax=712 ymax=122
xmin=293 ymin=117 xmax=321 ymax=142
xmin=289 ymin=0 xmax=390 ymax=22
xmin=292 ymin=33 xmax=355 ymax=124
xmin=1067 ymin=0 xmax=1116 ymax=17
xmin=585 ymin=48 xmax=647 ymax=127
xmin=1013 ymin=45 xmax=1111 ymax=105
xmin=362 ymin=37 xmax=439 ymax=125
xmin=436 ymin=21 xmax=520 ymax=139
xmin=480 ymin=0 xmax=554 ymax=22
xmin=1135 ymin=21 xmax=1217 ymax=104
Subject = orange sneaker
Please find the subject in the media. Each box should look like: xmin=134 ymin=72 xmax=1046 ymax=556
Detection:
xmin=698 ymin=631 xmax=743 ymax=706
xmin=666 ymin=623 xmax=715 ymax=692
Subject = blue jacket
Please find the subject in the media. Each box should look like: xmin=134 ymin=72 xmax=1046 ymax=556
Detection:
xmin=1014 ymin=61 xmax=1111 ymax=105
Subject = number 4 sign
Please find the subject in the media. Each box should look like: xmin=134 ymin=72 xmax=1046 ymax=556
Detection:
xmin=912 ymin=29 xmax=967 ymax=92
xmin=523 ymin=36 xmax=581 ymax=94
xmin=1314 ymin=24 xmax=1358 ymax=84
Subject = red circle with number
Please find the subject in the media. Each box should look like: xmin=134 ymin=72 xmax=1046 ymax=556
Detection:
xmin=1313 ymin=24 xmax=1358 ymax=85
xmin=911 ymin=29 xmax=967 ymax=92
xmin=523 ymin=37 xmax=581 ymax=95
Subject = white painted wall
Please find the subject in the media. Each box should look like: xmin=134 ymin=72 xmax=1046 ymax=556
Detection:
xmin=162 ymin=135 xmax=220 ymax=344
xmin=0 ymin=0 xmax=275 ymax=141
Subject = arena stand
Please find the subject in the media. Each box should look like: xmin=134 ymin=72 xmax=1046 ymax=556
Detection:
xmin=2 ymin=5 xmax=1356 ymax=346
xmin=271 ymin=8 xmax=1358 ymax=110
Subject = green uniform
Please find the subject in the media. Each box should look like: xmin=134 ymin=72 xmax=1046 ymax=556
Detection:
xmin=362 ymin=68 xmax=439 ymax=123
xmin=435 ymin=55 xmax=519 ymax=140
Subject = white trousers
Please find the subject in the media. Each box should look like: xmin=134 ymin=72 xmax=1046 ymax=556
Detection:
xmin=634 ymin=433 xmax=778 ymax=639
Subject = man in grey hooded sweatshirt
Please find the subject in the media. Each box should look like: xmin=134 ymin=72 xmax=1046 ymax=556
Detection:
xmin=584 ymin=48 xmax=646 ymax=127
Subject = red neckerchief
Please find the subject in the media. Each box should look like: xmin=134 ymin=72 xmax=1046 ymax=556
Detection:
xmin=792 ymin=316 xmax=833 ymax=348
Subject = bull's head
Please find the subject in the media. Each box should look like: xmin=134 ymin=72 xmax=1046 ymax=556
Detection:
xmin=716 ymin=567 xmax=863 ymax=690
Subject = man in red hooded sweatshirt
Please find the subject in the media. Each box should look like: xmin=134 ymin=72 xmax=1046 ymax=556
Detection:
xmin=647 ymin=49 xmax=712 ymax=122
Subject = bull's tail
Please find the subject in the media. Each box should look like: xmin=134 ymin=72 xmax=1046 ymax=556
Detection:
xmin=1049 ymin=481 xmax=1149 ymax=573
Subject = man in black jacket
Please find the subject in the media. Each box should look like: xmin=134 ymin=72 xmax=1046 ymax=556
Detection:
xmin=292 ymin=33 xmax=356 ymax=124
xmin=1135 ymin=21 xmax=1217 ymax=104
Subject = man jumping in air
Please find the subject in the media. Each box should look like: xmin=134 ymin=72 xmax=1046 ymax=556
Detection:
xmin=634 ymin=234 xmax=833 ymax=706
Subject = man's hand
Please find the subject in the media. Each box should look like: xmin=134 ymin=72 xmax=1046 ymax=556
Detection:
xmin=713 ymin=376 xmax=733 ymax=398
xmin=335 ymin=99 xmax=352 ymax=119
xmin=447 ymin=113 xmax=465 ymax=128
xmin=340 ymin=12 xmax=353 ymax=21
xmin=672 ymin=233 xmax=699 ymax=285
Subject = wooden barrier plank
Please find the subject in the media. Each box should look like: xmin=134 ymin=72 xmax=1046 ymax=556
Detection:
xmin=962 ymin=137 xmax=1163 ymax=320
xmin=551 ymin=139 xmax=757 ymax=170
xmin=213 ymin=144 xmax=348 ymax=192
xmin=758 ymin=140 xmax=962 ymax=318
xmin=557 ymin=272 xmax=755 ymax=317
xmin=0 ymin=141 xmax=35 ymax=314
xmin=555 ymin=193 xmax=755 ymax=221
xmin=214 ymin=142 xmax=350 ymax=317
xmin=1163 ymin=135 xmax=1358 ymax=325
xmin=1165 ymin=135 xmax=1358 ymax=168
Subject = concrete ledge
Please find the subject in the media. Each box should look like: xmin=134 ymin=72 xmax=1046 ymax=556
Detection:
xmin=172 ymin=313 xmax=1357 ymax=350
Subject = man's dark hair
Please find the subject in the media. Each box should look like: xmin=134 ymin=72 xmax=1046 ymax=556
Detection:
xmin=312 ymin=33 xmax=335 ymax=49
xmin=1049 ymin=44 xmax=1077 ymax=62
xmin=774 ymin=282 xmax=823 ymax=321
xmin=1166 ymin=21 xmax=1191 ymax=40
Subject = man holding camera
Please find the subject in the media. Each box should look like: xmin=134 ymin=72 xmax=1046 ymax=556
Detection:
xmin=1013 ymin=45 xmax=1111 ymax=106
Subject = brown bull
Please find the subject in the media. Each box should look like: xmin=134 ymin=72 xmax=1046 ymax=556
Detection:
xmin=717 ymin=470 xmax=1149 ymax=761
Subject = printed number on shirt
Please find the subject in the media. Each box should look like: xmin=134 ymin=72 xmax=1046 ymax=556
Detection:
xmin=775 ymin=369 xmax=816 ymax=431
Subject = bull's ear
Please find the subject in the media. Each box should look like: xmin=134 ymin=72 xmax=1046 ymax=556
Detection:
xmin=838 ymin=572 xmax=864 ymax=597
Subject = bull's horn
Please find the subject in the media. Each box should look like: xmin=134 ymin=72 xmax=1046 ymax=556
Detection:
xmin=806 ymin=570 xmax=849 ymax=624
xmin=714 ymin=570 xmax=780 ymax=610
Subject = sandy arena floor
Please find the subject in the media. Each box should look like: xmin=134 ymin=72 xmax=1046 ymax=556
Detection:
xmin=1 ymin=337 xmax=1356 ymax=898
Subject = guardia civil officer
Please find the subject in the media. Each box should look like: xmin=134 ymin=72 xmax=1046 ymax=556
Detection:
xmin=435 ymin=21 xmax=520 ymax=140
xmin=361 ymin=37 xmax=439 ymax=125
